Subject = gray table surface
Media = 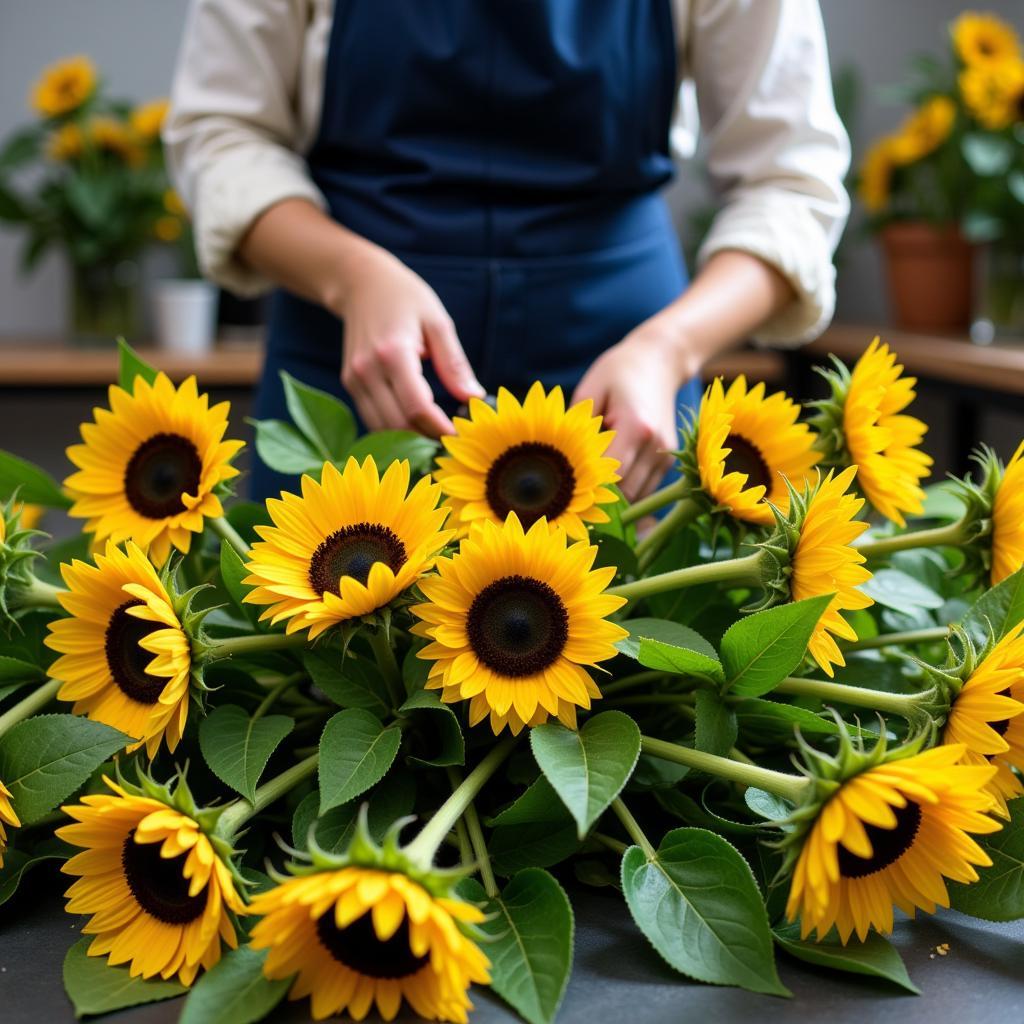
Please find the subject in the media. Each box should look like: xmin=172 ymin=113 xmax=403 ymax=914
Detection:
xmin=2 ymin=867 xmax=1022 ymax=1024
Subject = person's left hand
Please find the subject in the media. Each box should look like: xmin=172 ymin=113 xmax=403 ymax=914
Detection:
xmin=572 ymin=321 xmax=695 ymax=502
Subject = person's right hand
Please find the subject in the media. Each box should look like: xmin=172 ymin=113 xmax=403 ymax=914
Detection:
xmin=334 ymin=247 xmax=484 ymax=436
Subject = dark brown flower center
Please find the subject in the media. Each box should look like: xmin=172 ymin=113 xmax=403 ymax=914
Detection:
xmin=122 ymin=830 xmax=206 ymax=924
xmin=837 ymin=799 xmax=922 ymax=878
xmin=124 ymin=432 xmax=202 ymax=519
xmin=485 ymin=442 xmax=576 ymax=528
xmin=105 ymin=601 xmax=166 ymax=705
xmin=316 ymin=909 xmax=427 ymax=979
xmin=722 ymin=434 xmax=772 ymax=492
xmin=308 ymin=523 xmax=408 ymax=595
xmin=466 ymin=575 xmax=569 ymax=678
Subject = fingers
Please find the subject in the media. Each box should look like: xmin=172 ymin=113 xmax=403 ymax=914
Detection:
xmin=384 ymin=344 xmax=454 ymax=437
xmin=424 ymin=317 xmax=485 ymax=404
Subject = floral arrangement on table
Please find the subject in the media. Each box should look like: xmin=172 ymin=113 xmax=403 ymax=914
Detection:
xmin=0 ymin=56 xmax=177 ymax=341
xmin=856 ymin=11 xmax=1024 ymax=334
xmin=1 ymin=336 xmax=1023 ymax=1022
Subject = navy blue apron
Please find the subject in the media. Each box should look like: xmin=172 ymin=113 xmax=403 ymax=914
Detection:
xmin=253 ymin=0 xmax=701 ymax=498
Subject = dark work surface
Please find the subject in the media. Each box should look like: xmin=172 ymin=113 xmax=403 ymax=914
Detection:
xmin=2 ymin=873 xmax=1022 ymax=1024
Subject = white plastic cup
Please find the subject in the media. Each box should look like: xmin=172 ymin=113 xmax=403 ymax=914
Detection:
xmin=151 ymin=279 xmax=219 ymax=354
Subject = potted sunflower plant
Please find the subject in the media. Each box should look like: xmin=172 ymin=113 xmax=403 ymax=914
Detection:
xmin=858 ymin=10 xmax=1024 ymax=335
xmin=0 ymin=56 xmax=171 ymax=344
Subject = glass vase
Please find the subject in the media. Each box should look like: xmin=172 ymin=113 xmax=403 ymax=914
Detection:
xmin=69 ymin=259 xmax=142 ymax=347
xmin=972 ymin=242 xmax=1024 ymax=345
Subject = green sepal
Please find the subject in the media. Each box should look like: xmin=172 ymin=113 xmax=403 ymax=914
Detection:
xmin=948 ymin=445 xmax=1003 ymax=587
xmin=0 ymin=494 xmax=48 ymax=634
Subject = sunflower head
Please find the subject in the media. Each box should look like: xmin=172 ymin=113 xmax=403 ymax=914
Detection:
xmin=952 ymin=12 xmax=1021 ymax=67
xmin=249 ymin=811 xmax=490 ymax=1023
xmin=781 ymin=724 xmax=1001 ymax=943
xmin=810 ymin=339 xmax=933 ymax=526
xmin=87 ymin=115 xmax=143 ymax=165
xmin=0 ymin=495 xmax=46 ymax=633
xmin=46 ymin=121 xmax=85 ymax=162
xmin=679 ymin=375 xmax=820 ymax=529
xmin=45 ymin=540 xmax=206 ymax=757
xmin=857 ymin=138 xmax=899 ymax=213
xmin=130 ymin=98 xmax=169 ymax=141
xmin=0 ymin=780 xmax=20 ymax=869
xmin=960 ymin=59 xmax=1024 ymax=130
xmin=434 ymin=382 xmax=620 ymax=540
xmin=243 ymin=456 xmax=453 ymax=640
xmin=893 ymin=97 xmax=957 ymax=164
xmin=412 ymin=512 xmax=628 ymax=736
xmin=29 ymin=55 xmax=97 ymax=118
xmin=65 ymin=372 xmax=243 ymax=565
xmin=58 ymin=772 xmax=246 ymax=986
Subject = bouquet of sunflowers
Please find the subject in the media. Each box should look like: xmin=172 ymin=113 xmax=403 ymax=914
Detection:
xmin=0 ymin=335 xmax=1023 ymax=1023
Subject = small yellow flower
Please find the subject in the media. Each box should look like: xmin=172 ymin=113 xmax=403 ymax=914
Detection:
xmin=858 ymin=138 xmax=898 ymax=213
xmin=952 ymin=12 xmax=1021 ymax=67
xmin=892 ymin=96 xmax=957 ymax=165
xmin=30 ymin=55 xmax=97 ymax=118
xmin=130 ymin=98 xmax=170 ymax=141
xmin=154 ymin=216 xmax=183 ymax=242
xmin=87 ymin=115 xmax=142 ymax=165
xmin=960 ymin=60 xmax=1024 ymax=130
xmin=46 ymin=122 xmax=85 ymax=162
xmin=0 ymin=781 xmax=20 ymax=869
xmin=992 ymin=441 xmax=1024 ymax=585
xmin=164 ymin=189 xmax=187 ymax=217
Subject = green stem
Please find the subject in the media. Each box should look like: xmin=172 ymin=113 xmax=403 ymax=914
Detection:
xmin=0 ymin=678 xmax=61 ymax=738
xmin=463 ymin=795 xmax=498 ymax=898
xmin=601 ymin=671 xmax=670 ymax=696
xmin=445 ymin=769 xmax=474 ymax=867
xmin=218 ymin=752 xmax=319 ymax=839
xmin=210 ymin=516 xmax=251 ymax=559
xmin=856 ymin=518 xmax=967 ymax=560
xmin=369 ymin=626 xmax=405 ymax=710
xmin=775 ymin=676 xmax=927 ymax=719
xmin=252 ymin=676 xmax=295 ymax=721
xmin=620 ymin=480 xmax=687 ymax=526
xmin=406 ymin=738 xmax=516 ymax=865
xmin=610 ymin=798 xmax=656 ymax=859
xmin=635 ymin=499 xmax=700 ymax=572
xmin=640 ymin=735 xmax=809 ymax=804
xmin=606 ymin=551 xmax=763 ymax=603
xmin=593 ymin=831 xmax=628 ymax=856
xmin=200 ymin=631 xmax=307 ymax=661
xmin=845 ymin=626 xmax=950 ymax=652
xmin=12 ymin=575 xmax=64 ymax=611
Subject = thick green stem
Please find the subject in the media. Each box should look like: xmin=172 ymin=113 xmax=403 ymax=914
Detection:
xmin=640 ymin=735 xmax=808 ymax=804
xmin=406 ymin=738 xmax=516 ymax=865
xmin=607 ymin=551 xmax=763 ymax=603
xmin=369 ymin=627 xmax=405 ymax=710
xmin=635 ymin=499 xmax=700 ymax=572
xmin=0 ymin=678 xmax=62 ymax=738
xmin=610 ymin=798 xmax=656 ymax=859
xmin=210 ymin=516 xmax=251 ymax=559
xmin=845 ymin=626 xmax=950 ymax=652
xmin=592 ymin=832 xmax=629 ymax=856
xmin=621 ymin=480 xmax=687 ymax=526
xmin=775 ymin=676 xmax=926 ymax=719
xmin=12 ymin=575 xmax=64 ymax=611
xmin=856 ymin=518 xmax=967 ymax=560
xmin=218 ymin=752 xmax=319 ymax=839
xmin=200 ymin=631 xmax=307 ymax=661
xmin=463 ymin=797 xmax=498 ymax=898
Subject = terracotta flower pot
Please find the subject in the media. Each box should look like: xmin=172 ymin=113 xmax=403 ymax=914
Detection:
xmin=880 ymin=222 xmax=975 ymax=333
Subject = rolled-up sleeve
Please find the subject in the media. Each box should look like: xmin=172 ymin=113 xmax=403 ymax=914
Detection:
xmin=164 ymin=0 xmax=326 ymax=296
xmin=680 ymin=0 xmax=850 ymax=345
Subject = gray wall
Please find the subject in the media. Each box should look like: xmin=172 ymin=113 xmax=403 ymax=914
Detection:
xmin=0 ymin=0 xmax=1021 ymax=335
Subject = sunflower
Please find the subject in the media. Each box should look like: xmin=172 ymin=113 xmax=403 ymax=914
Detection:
xmin=46 ymin=121 xmax=85 ymax=162
xmin=992 ymin=441 xmax=1024 ymax=585
xmin=58 ymin=780 xmax=245 ymax=986
xmin=694 ymin=375 xmax=819 ymax=525
xmin=952 ymin=12 xmax=1021 ymax=67
xmin=29 ymin=55 xmax=96 ymax=118
xmin=249 ymin=865 xmax=489 ymax=1023
xmin=434 ymin=382 xmax=620 ymax=540
xmin=130 ymin=98 xmax=169 ymax=141
xmin=87 ymin=115 xmax=142 ymax=165
xmin=858 ymin=138 xmax=898 ymax=213
xmin=412 ymin=513 xmax=627 ymax=735
xmin=944 ymin=622 xmax=1024 ymax=815
xmin=787 ymin=744 xmax=1000 ymax=942
xmin=789 ymin=467 xmax=873 ymax=677
xmin=45 ymin=541 xmax=192 ymax=757
xmin=960 ymin=60 xmax=1024 ymax=130
xmin=892 ymin=97 xmax=956 ymax=163
xmin=244 ymin=457 xmax=452 ymax=639
xmin=65 ymin=372 xmax=243 ymax=565
xmin=0 ymin=781 xmax=19 ymax=868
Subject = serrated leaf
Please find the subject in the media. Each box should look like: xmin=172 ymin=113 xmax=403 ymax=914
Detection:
xmin=281 ymin=371 xmax=356 ymax=461
xmin=620 ymin=827 xmax=789 ymax=996
xmin=861 ymin=568 xmax=943 ymax=611
xmin=399 ymin=687 xmax=465 ymax=767
xmin=0 ymin=655 xmax=45 ymax=683
xmin=489 ymin=777 xmax=580 ymax=874
xmin=531 ymin=712 xmax=640 ymax=839
xmin=63 ymin=938 xmax=186 ymax=1017
xmin=949 ymin=797 xmax=1024 ymax=921
xmin=721 ymin=595 xmax=833 ymax=697
xmin=318 ymin=708 xmax=401 ymax=813
xmin=0 ymin=449 xmax=72 ymax=509
xmin=117 ymin=338 xmax=159 ymax=391
xmin=178 ymin=946 xmax=289 ymax=1024
xmin=219 ymin=543 xmax=259 ymax=626
xmin=198 ymin=705 xmax=294 ymax=803
xmin=773 ymin=922 xmax=918 ymax=993
xmin=616 ymin=617 xmax=719 ymax=661
xmin=733 ymin=698 xmax=850 ymax=738
xmin=694 ymin=689 xmax=737 ymax=756
xmin=962 ymin=567 xmax=1024 ymax=648
xmin=460 ymin=869 xmax=573 ymax=1024
xmin=0 ymin=715 xmax=130 ymax=824
xmin=347 ymin=430 xmax=438 ymax=475
xmin=303 ymin=650 xmax=389 ymax=715
xmin=251 ymin=419 xmax=323 ymax=476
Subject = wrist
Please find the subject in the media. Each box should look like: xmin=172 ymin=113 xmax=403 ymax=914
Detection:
xmin=318 ymin=231 xmax=393 ymax=319
xmin=623 ymin=316 xmax=699 ymax=385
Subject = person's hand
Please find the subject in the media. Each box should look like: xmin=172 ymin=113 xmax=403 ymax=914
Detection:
xmin=334 ymin=247 xmax=485 ymax=436
xmin=573 ymin=321 xmax=695 ymax=502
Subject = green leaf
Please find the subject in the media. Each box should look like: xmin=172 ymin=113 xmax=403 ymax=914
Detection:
xmin=733 ymin=698 xmax=849 ymax=738
xmin=116 ymin=338 xmax=158 ymax=391
xmin=531 ymin=712 xmax=640 ymax=839
xmin=303 ymin=650 xmax=389 ymax=714
xmin=399 ymin=687 xmax=465 ymax=767
xmin=773 ymin=921 xmax=918 ymax=993
xmin=721 ymin=595 xmax=833 ymax=697
xmin=962 ymin=567 xmax=1024 ymax=647
xmin=318 ymin=708 xmax=402 ymax=813
xmin=694 ymin=689 xmax=737 ymax=756
xmin=198 ymin=705 xmax=294 ymax=803
xmin=949 ymin=797 xmax=1024 ymax=921
xmin=0 ymin=449 xmax=72 ymax=508
xmin=251 ymin=419 xmax=323 ymax=476
xmin=219 ymin=542 xmax=259 ymax=626
xmin=179 ymin=946 xmax=289 ymax=1024
xmin=0 ymin=845 xmax=66 ymax=906
xmin=63 ymin=938 xmax=186 ymax=1018
xmin=460 ymin=869 xmax=573 ymax=1024
xmin=620 ymin=827 xmax=789 ymax=996
xmin=488 ymin=777 xmax=581 ymax=874
xmin=0 ymin=656 xmax=45 ymax=683
xmin=347 ymin=430 xmax=439 ymax=475
xmin=616 ymin=617 xmax=719 ymax=662
xmin=961 ymin=133 xmax=1014 ymax=176
xmin=861 ymin=568 xmax=943 ymax=611
xmin=0 ymin=715 xmax=130 ymax=824
xmin=281 ymin=371 xmax=356 ymax=461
